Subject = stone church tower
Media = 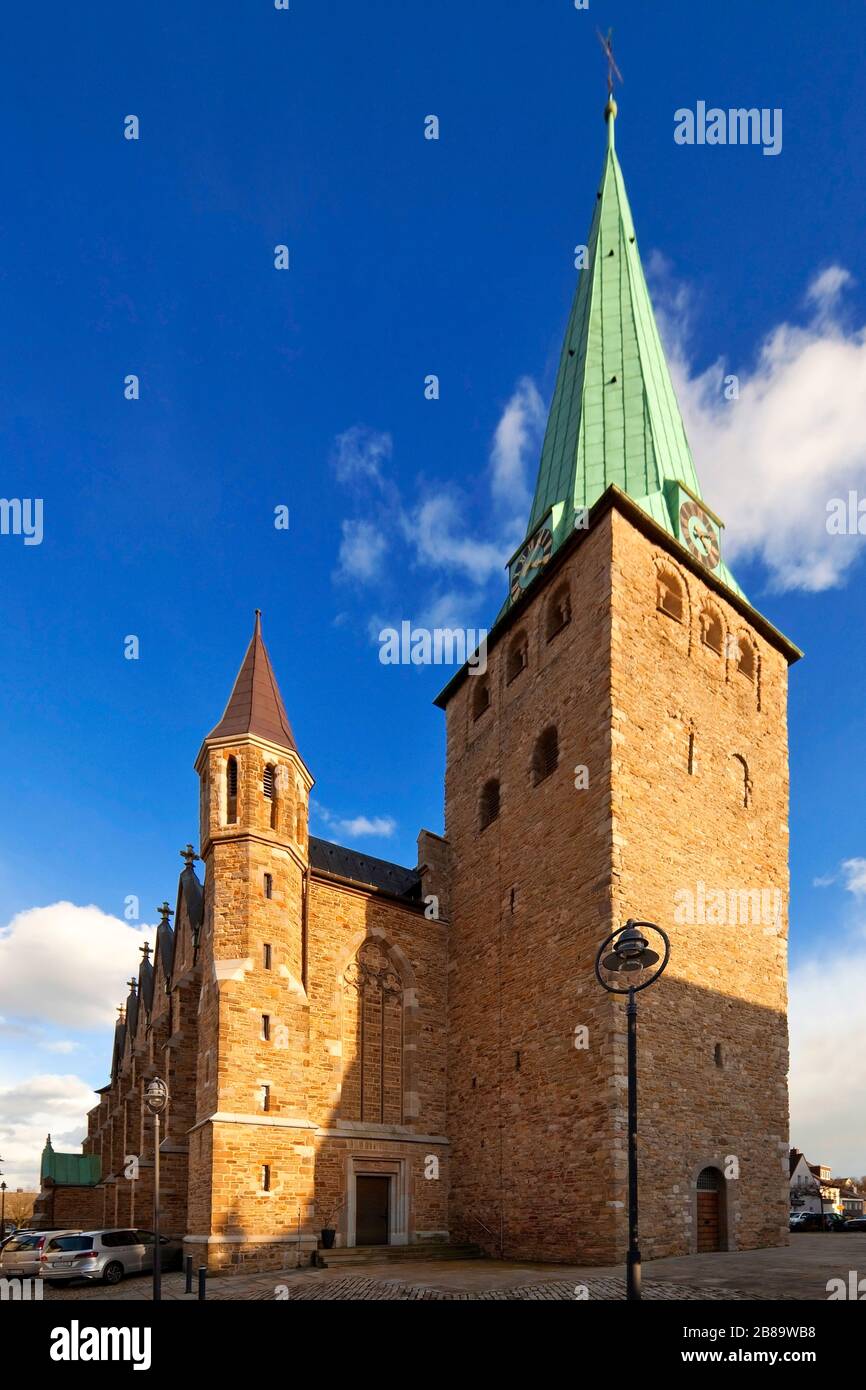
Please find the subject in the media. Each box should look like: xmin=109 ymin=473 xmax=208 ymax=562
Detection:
xmin=186 ymin=611 xmax=317 ymax=1266
xmin=437 ymin=99 xmax=800 ymax=1262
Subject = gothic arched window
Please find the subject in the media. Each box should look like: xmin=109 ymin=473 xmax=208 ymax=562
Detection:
xmin=341 ymin=939 xmax=404 ymax=1125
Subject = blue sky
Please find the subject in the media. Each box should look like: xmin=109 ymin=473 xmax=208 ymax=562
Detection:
xmin=1 ymin=1 xmax=865 ymax=1184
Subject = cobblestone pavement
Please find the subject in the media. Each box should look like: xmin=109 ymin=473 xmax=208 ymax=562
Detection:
xmin=40 ymin=1235 xmax=864 ymax=1302
xmin=41 ymin=1269 xmax=758 ymax=1302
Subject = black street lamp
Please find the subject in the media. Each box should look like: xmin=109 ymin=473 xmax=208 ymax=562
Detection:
xmin=144 ymin=1077 xmax=169 ymax=1301
xmin=0 ymin=1181 xmax=6 ymax=1242
xmin=595 ymin=919 xmax=670 ymax=1301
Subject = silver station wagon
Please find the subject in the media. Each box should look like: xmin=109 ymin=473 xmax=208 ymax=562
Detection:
xmin=40 ymin=1228 xmax=183 ymax=1285
xmin=0 ymin=1230 xmax=81 ymax=1279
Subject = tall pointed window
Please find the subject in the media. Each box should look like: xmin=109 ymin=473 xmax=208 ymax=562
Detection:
xmin=341 ymin=939 xmax=404 ymax=1125
xmin=226 ymin=756 xmax=238 ymax=824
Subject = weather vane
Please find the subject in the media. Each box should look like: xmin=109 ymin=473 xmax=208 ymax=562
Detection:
xmin=596 ymin=27 xmax=624 ymax=98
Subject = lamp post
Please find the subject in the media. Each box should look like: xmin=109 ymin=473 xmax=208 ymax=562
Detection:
xmin=144 ymin=1077 xmax=169 ymax=1301
xmin=1 ymin=1181 xmax=6 ymax=1241
xmin=595 ymin=919 xmax=670 ymax=1301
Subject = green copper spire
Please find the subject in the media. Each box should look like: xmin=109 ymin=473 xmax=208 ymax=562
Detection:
xmin=521 ymin=98 xmax=745 ymax=601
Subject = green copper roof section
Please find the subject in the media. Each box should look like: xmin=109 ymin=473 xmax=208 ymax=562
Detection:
xmin=40 ymin=1135 xmax=101 ymax=1187
xmin=524 ymin=102 xmax=745 ymax=602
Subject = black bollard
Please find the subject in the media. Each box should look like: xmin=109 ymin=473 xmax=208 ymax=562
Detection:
xmin=198 ymin=1264 xmax=207 ymax=1300
xmin=185 ymin=1255 xmax=193 ymax=1294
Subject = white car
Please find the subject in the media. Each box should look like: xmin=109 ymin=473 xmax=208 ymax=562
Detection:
xmin=40 ymin=1228 xmax=182 ymax=1286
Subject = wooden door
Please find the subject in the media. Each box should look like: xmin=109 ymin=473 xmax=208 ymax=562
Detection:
xmin=356 ymin=1175 xmax=390 ymax=1245
xmin=697 ymin=1189 xmax=721 ymax=1252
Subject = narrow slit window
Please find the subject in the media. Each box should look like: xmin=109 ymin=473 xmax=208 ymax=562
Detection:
xmin=264 ymin=873 xmax=273 ymax=900
xmin=263 ymin=942 xmax=272 ymax=970
xmin=546 ymin=586 xmax=571 ymax=642
xmin=261 ymin=1164 xmax=271 ymax=1192
xmin=260 ymin=1084 xmax=271 ymax=1112
xmin=479 ymin=778 xmax=500 ymax=830
xmin=226 ymin=756 xmax=238 ymax=824
xmin=531 ymin=726 xmax=559 ymax=785
xmin=261 ymin=1014 xmax=270 ymax=1042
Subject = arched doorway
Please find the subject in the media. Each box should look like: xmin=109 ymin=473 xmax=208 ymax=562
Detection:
xmin=696 ymin=1167 xmax=724 ymax=1252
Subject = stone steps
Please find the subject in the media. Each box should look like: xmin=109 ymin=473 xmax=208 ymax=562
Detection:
xmin=318 ymin=1243 xmax=484 ymax=1267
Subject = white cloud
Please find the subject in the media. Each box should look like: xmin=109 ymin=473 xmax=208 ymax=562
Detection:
xmin=841 ymin=858 xmax=866 ymax=898
xmin=655 ymin=261 xmax=866 ymax=592
xmin=490 ymin=376 xmax=545 ymax=514
xmin=0 ymin=902 xmax=156 ymax=1030
xmin=806 ymin=266 xmax=854 ymax=313
xmin=333 ymin=377 xmax=542 ymax=621
xmin=42 ymin=1040 xmax=79 ymax=1054
xmin=336 ymin=815 xmax=396 ymax=838
xmin=789 ymin=950 xmax=866 ymax=1176
xmin=409 ymin=492 xmax=506 ymax=584
xmin=313 ymin=802 xmax=397 ymax=841
xmin=337 ymin=519 xmax=387 ymax=582
xmin=0 ymin=1072 xmax=97 ymax=1189
xmin=331 ymin=425 xmax=392 ymax=487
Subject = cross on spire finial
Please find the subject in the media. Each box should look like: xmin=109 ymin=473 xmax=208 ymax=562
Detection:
xmin=140 ymin=941 xmax=152 ymax=962
xmin=596 ymin=27 xmax=623 ymax=99
xmin=157 ymin=901 xmax=174 ymax=924
xmin=180 ymin=844 xmax=199 ymax=870
xmin=117 ymin=1004 xmax=126 ymax=1020
xmin=127 ymin=977 xmax=138 ymax=993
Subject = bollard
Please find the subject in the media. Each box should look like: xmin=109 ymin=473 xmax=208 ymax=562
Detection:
xmin=198 ymin=1264 xmax=207 ymax=1301
xmin=185 ymin=1255 xmax=193 ymax=1294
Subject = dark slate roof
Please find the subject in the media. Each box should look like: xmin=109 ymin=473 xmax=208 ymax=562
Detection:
xmin=207 ymin=611 xmax=297 ymax=752
xmin=181 ymin=865 xmax=204 ymax=929
xmin=309 ymin=836 xmax=421 ymax=901
xmin=138 ymin=957 xmax=154 ymax=1013
xmin=111 ymin=1019 xmax=126 ymax=1080
xmin=156 ymin=918 xmax=175 ymax=981
xmin=124 ymin=984 xmax=139 ymax=1040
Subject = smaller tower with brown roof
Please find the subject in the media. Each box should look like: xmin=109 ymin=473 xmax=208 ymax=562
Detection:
xmin=188 ymin=612 xmax=316 ymax=1270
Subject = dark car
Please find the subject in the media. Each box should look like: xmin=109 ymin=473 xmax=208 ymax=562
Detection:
xmin=842 ymin=1217 xmax=866 ymax=1232
xmin=792 ymin=1211 xmax=845 ymax=1232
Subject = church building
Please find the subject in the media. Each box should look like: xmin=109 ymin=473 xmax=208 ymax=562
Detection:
xmin=65 ymin=98 xmax=800 ymax=1271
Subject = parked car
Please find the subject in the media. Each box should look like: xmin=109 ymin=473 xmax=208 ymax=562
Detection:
xmin=842 ymin=1217 xmax=866 ymax=1232
xmin=40 ymin=1229 xmax=183 ymax=1286
xmin=0 ymin=1230 xmax=81 ymax=1278
xmin=790 ymin=1211 xmax=846 ymax=1232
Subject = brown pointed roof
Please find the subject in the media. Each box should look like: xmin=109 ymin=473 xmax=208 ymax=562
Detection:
xmin=207 ymin=611 xmax=297 ymax=752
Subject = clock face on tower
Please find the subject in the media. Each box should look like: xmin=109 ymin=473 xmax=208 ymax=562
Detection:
xmin=679 ymin=498 xmax=721 ymax=572
xmin=509 ymin=524 xmax=553 ymax=603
